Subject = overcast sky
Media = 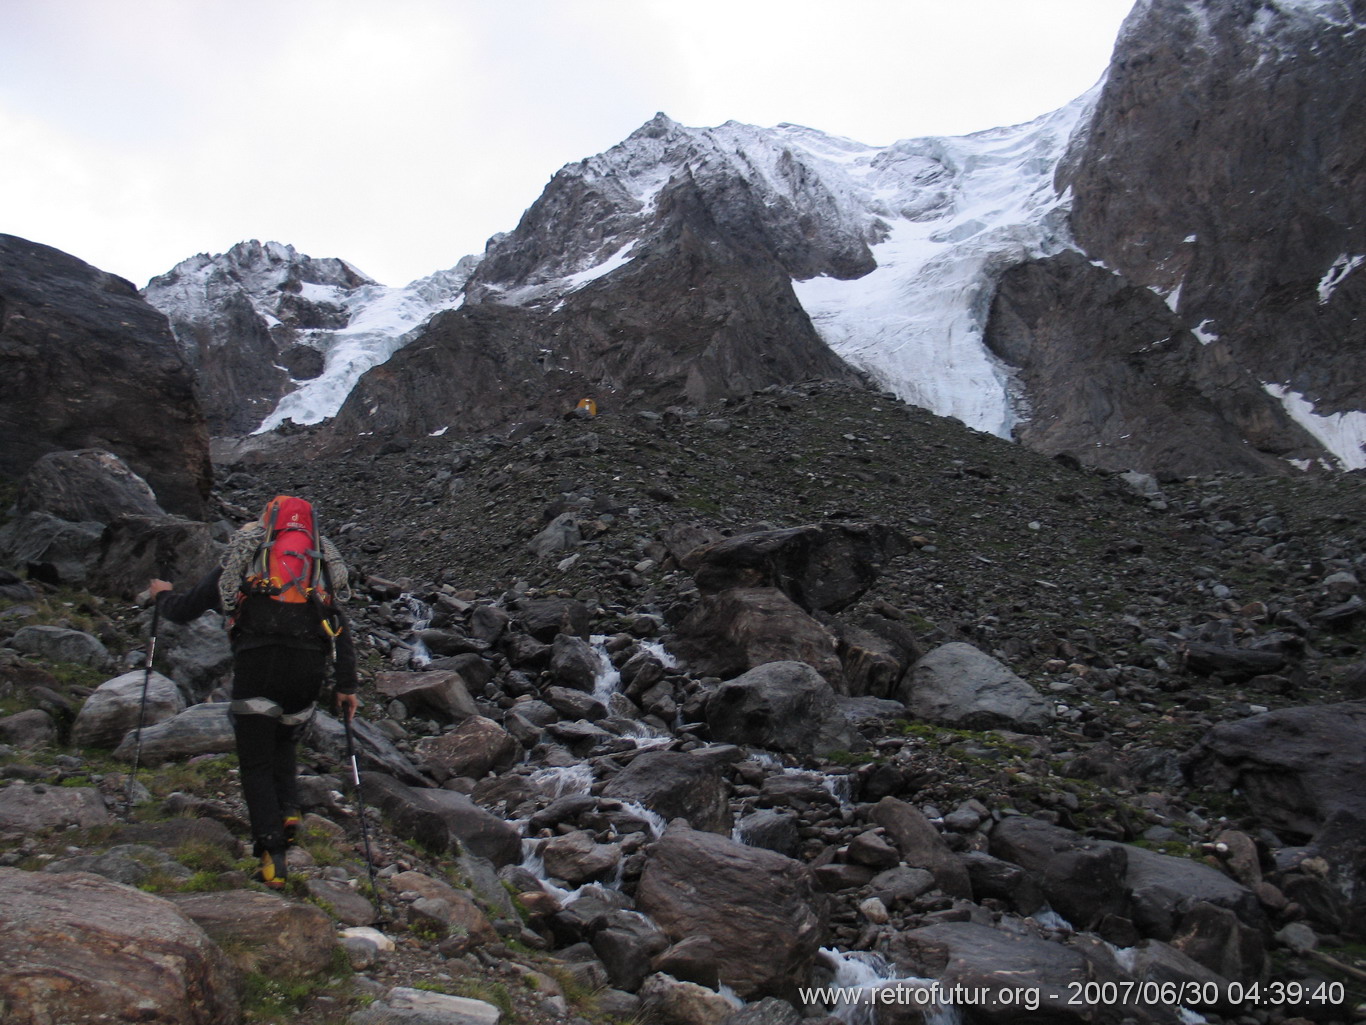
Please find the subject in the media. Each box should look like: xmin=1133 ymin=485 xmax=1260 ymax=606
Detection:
xmin=2 ymin=0 xmax=1136 ymax=289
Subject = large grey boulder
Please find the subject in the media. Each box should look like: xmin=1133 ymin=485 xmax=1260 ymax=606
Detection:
xmin=305 ymin=709 xmax=430 ymax=787
xmin=8 ymin=625 xmax=110 ymax=670
xmin=672 ymin=589 xmax=845 ymax=688
xmin=156 ymin=612 xmax=233 ymax=702
xmin=0 ymin=868 xmax=239 ymax=1025
xmin=890 ymin=921 xmax=1145 ymax=1025
xmin=0 ymin=782 xmax=112 ymax=833
xmin=704 ymin=661 xmax=861 ymax=759
xmin=72 ymin=669 xmax=184 ymax=749
xmin=112 ymin=702 xmax=235 ymax=764
xmin=636 ymin=825 xmax=827 ymax=1001
xmin=89 ymin=515 xmax=221 ymax=601
xmin=1109 ymin=841 xmax=1262 ymax=940
xmin=601 ymin=749 xmax=732 ymax=834
xmin=360 ymin=772 xmax=521 ymax=867
xmin=416 ymin=715 xmax=520 ymax=781
xmin=988 ymin=816 xmax=1128 ymax=930
xmin=16 ymin=448 xmax=163 ymax=523
xmin=897 ymin=642 xmax=1053 ymax=733
xmin=0 ymin=512 xmax=104 ymax=586
xmin=1183 ymin=700 xmax=1366 ymax=933
xmin=375 ymin=670 xmax=479 ymax=723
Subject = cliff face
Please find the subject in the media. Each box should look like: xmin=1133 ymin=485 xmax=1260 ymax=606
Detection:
xmin=0 ymin=235 xmax=211 ymax=517
xmin=979 ymin=0 xmax=1366 ymax=473
xmin=1061 ymin=0 xmax=1366 ymax=416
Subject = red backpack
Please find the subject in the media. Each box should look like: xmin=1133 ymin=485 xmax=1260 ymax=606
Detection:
xmin=234 ymin=496 xmax=342 ymax=643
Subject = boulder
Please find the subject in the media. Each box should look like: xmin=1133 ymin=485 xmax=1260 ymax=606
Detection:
xmin=734 ymin=809 xmax=801 ymax=857
xmin=703 ymin=660 xmax=861 ymax=759
xmin=0 ymin=867 xmax=238 ymax=1024
xmin=0 ymin=708 xmax=56 ymax=749
xmin=639 ymin=972 xmax=738 ymax=1025
xmin=542 ymin=685 xmax=609 ymax=721
xmin=680 ymin=523 xmax=911 ymax=613
xmin=0 ymin=513 xmax=105 ymax=586
xmin=304 ymin=878 xmax=379 ymax=927
xmin=0 ymin=782 xmax=112 ymax=833
xmin=636 ymin=825 xmax=826 ymax=1000
xmin=0 ymin=234 xmax=211 ymax=518
xmin=14 ymin=449 xmax=163 ymax=523
xmin=891 ymin=921 xmax=1130 ymax=1025
xmin=416 ymin=716 xmax=520 ymax=780
xmin=375 ymin=670 xmax=480 ymax=723
xmin=591 ymin=909 xmax=670 ymax=992
xmin=960 ymin=852 xmax=1044 ymax=915
xmin=1183 ymin=701 xmax=1366 ymax=837
xmin=388 ymin=870 xmax=498 ymax=945
xmin=112 ymin=702 xmax=236 ymax=764
xmin=167 ymin=889 xmax=335 ymax=974
xmin=1109 ymin=842 xmax=1262 ymax=940
xmin=155 ymin=612 xmax=233 ymax=702
xmin=8 ymin=625 xmax=110 ymax=670
xmin=305 ymin=709 xmax=430 ymax=786
xmin=672 ymin=588 xmax=845 ymax=687
xmin=870 ymin=797 xmax=972 ymax=899
xmin=897 ymin=642 xmax=1053 ymax=733
xmin=549 ymin=634 xmax=602 ymax=692
xmin=72 ymin=669 xmax=184 ymax=749
xmin=988 ymin=816 xmax=1127 ymax=930
xmin=1183 ymin=700 xmax=1366 ymax=931
xmin=360 ymin=772 xmax=521 ymax=867
xmin=540 ymin=830 xmax=623 ymax=886
xmin=514 ymin=597 xmax=591 ymax=641
xmin=601 ymin=749 xmax=733 ymax=834
xmin=1169 ymin=903 xmax=1267 ymax=984
xmin=90 ymin=515 xmax=220 ymax=602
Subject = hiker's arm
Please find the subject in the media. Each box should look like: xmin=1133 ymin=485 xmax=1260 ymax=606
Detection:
xmin=150 ymin=567 xmax=224 ymax=624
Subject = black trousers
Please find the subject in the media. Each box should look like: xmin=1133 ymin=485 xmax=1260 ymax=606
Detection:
xmin=231 ymin=644 xmax=327 ymax=852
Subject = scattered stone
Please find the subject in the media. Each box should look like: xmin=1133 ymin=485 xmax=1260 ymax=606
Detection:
xmin=897 ymin=642 xmax=1053 ymax=733
xmin=71 ymin=669 xmax=183 ymax=748
xmin=8 ymin=625 xmax=110 ymax=670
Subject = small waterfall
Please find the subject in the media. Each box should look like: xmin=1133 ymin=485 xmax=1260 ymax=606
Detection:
xmin=396 ymin=593 xmax=433 ymax=667
xmin=590 ymin=634 xmax=622 ymax=703
xmin=821 ymin=949 xmax=961 ymax=1025
xmin=530 ymin=763 xmax=595 ymax=799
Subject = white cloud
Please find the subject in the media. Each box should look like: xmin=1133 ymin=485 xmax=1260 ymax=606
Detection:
xmin=0 ymin=0 xmax=1136 ymax=287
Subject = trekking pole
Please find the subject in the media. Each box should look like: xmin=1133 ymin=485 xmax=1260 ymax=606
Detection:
xmin=125 ymin=598 xmax=160 ymax=815
xmin=342 ymin=709 xmax=382 ymax=917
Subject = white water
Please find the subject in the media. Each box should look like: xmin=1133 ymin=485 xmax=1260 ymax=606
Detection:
xmin=822 ymin=949 xmax=961 ymax=1025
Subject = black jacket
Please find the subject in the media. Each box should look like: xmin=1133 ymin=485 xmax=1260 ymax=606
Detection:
xmin=157 ymin=566 xmax=358 ymax=693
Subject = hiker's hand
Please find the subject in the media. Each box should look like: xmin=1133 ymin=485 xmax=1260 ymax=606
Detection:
xmin=335 ymin=692 xmax=360 ymax=720
xmin=148 ymin=579 xmax=173 ymax=597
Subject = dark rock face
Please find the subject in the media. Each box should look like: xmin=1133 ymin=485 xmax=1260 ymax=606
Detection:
xmin=984 ymin=252 xmax=1324 ymax=474
xmin=1061 ymin=0 xmax=1366 ymax=434
xmin=0 ymin=234 xmax=211 ymax=516
xmin=329 ymin=168 xmax=861 ymax=446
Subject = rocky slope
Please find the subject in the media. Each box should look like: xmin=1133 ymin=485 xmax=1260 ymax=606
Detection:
xmin=0 ymin=234 xmax=211 ymax=518
xmin=3 ymin=381 xmax=1364 ymax=1024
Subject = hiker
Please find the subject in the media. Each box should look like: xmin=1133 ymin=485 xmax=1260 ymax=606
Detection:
xmin=148 ymin=494 xmax=359 ymax=889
